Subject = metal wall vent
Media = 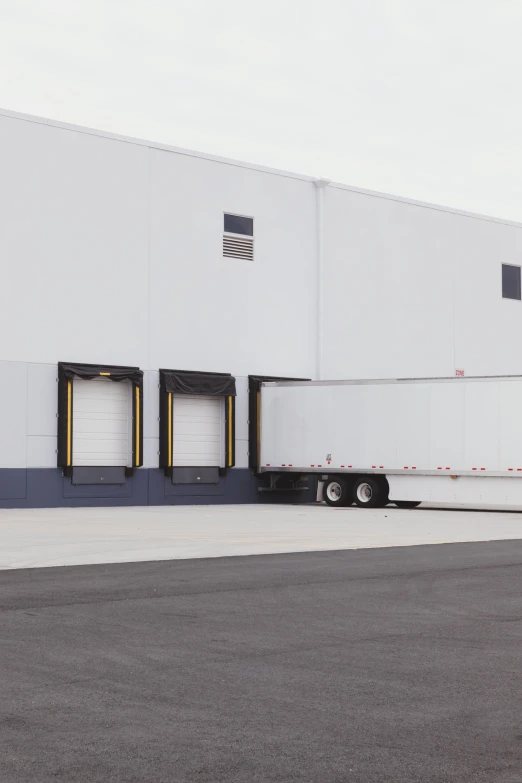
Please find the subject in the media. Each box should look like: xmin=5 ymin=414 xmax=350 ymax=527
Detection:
xmin=223 ymin=234 xmax=254 ymax=261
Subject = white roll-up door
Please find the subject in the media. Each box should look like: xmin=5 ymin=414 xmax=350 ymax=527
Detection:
xmin=72 ymin=378 xmax=130 ymax=466
xmin=172 ymin=394 xmax=224 ymax=467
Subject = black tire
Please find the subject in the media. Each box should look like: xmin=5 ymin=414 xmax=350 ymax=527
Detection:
xmin=394 ymin=501 xmax=421 ymax=509
xmin=352 ymin=476 xmax=386 ymax=508
xmin=323 ymin=478 xmax=352 ymax=507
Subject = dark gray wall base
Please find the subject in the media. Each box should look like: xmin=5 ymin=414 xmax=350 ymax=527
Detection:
xmin=149 ymin=468 xmax=258 ymax=505
xmin=0 ymin=470 xmax=27 ymax=500
xmin=0 ymin=468 xmax=317 ymax=508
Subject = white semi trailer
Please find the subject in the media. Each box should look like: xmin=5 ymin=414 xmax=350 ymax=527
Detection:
xmin=258 ymin=375 xmax=522 ymax=509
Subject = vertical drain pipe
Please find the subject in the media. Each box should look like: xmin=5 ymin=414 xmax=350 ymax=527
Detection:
xmin=314 ymin=179 xmax=330 ymax=381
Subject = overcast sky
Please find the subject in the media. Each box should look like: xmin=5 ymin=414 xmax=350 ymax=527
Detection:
xmin=0 ymin=0 xmax=521 ymax=221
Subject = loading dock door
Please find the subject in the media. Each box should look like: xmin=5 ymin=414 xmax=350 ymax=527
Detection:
xmin=72 ymin=378 xmax=130 ymax=466
xmin=172 ymin=394 xmax=224 ymax=467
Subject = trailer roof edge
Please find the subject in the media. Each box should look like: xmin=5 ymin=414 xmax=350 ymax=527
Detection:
xmin=262 ymin=375 xmax=522 ymax=387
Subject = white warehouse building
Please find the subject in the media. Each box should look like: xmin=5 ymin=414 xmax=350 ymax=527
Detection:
xmin=1 ymin=107 xmax=521 ymax=508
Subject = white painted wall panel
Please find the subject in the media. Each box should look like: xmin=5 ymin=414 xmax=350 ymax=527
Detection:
xmin=144 ymin=371 xmax=159 ymax=438
xmin=0 ymin=362 xmax=27 ymax=468
xmin=233 ymin=376 xmax=249 ymax=442
xmin=322 ymin=188 xmax=456 ymax=380
xmin=231 ymin=376 xmax=249 ymax=468
xmin=143 ymin=437 xmax=160 ymax=469
xmin=453 ymin=220 xmax=522 ymax=375
xmin=148 ymin=150 xmax=317 ymax=379
xmin=27 ymin=363 xmax=57 ymax=436
xmin=323 ymin=186 xmax=522 ymax=381
xmin=234 ymin=439 xmax=249 ymax=469
xmin=27 ymin=436 xmax=56 ymax=468
xmin=0 ymin=114 xmax=149 ymax=368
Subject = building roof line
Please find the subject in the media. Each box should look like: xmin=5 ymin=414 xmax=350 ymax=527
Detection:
xmin=1 ymin=106 xmax=521 ymax=230
xmin=0 ymin=106 xmax=314 ymax=183
xmin=328 ymin=181 xmax=522 ymax=229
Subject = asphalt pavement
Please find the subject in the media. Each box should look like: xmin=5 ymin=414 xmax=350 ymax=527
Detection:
xmin=1 ymin=541 xmax=522 ymax=782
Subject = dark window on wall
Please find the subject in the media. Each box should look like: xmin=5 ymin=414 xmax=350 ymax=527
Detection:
xmin=502 ymin=264 xmax=521 ymax=300
xmin=224 ymin=214 xmax=253 ymax=236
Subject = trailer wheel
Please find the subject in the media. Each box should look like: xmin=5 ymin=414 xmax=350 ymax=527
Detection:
xmin=323 ymin=478 xmax=351 ymax=507
xmin=352 ymin=477 xmax=385 ymax=508
xmin=394 ymin=501 xmax=421 ymax=509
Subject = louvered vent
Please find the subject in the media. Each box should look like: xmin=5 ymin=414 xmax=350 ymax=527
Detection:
xmin=223 ymin=234 xmax=254 ymax=261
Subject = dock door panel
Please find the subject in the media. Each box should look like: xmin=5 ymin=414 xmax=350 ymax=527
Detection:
xmin=57 ymin=362 xmax=143 ymax=474
xmin=72 ymin=377 xmax=131 ymax=466
xmin=159 ymin=369 xmax=236 ymax=477
xmin=172 ymin=394 xmax=224 ymax=468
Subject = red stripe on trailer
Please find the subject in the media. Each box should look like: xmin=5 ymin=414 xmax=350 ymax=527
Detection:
xmin=437 ymin=467 xmax=442 ymax=470
xmin=372 ymin=465 xmax=376 ymax=468
xmin=266 ymin=464 xmax=270 ymax=466
xmin=472 ymin=468 xmax=477 ymax=470
xmin=348 ymin=465 xmax=352 ymax=468
xmin=311 ymin=464 xmax=315 ymax=467
xmin=481 ymin=468 xmax=485 ymax=471
xmin=509 ymin=468 xmax=514 ymax=471
xmin=341 ymin=465 xmax=345 ymax=468
xmin=282 ymin=464 xmax=286 ymax=466
xmin=404 ymin=466 xmax=408 ymax=469
xmin=412 ymin=466 xmax=417 ymax=469
xmin=379 ymin=466 xmax=384 ymax=469
xmin=289 ymin=464 xmax=293 ymax=466
xmin=518 ymin=468 xmax=522 ymax=471
xmin=445 ymin=467 xmax=450 ymax=470
xmin=318 ymin=464 xmax=322 ymax=467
